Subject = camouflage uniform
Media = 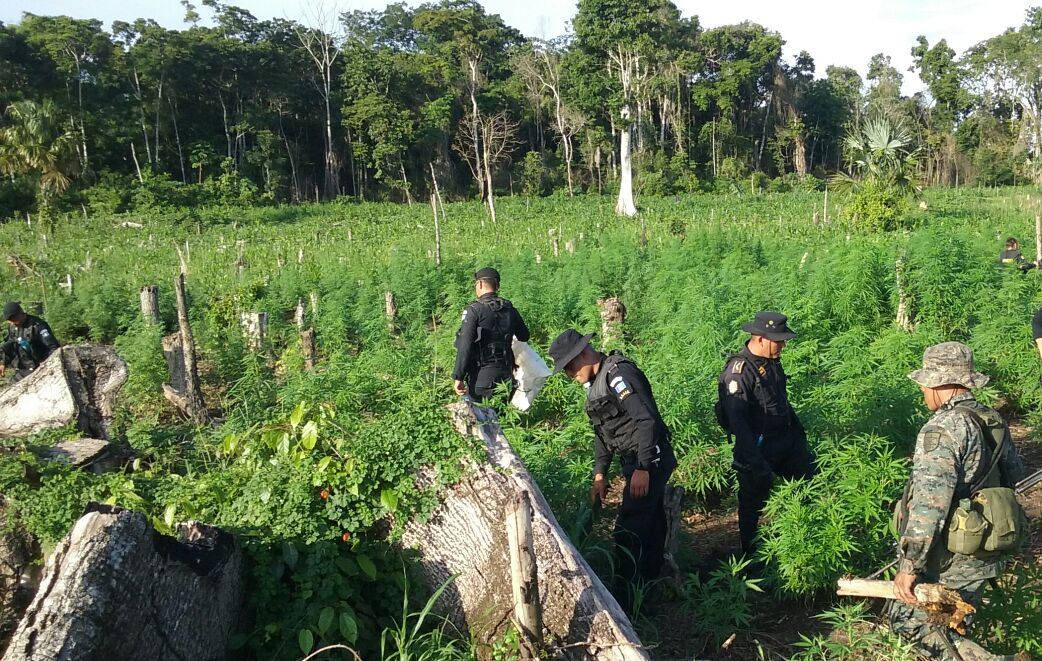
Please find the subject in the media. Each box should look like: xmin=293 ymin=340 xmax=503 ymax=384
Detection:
xmin=889 ymin=343 xmax=1025 ymax=661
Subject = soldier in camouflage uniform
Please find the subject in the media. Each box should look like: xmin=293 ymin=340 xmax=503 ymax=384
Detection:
xmin=889 ymin=342 xmax=1027 ymax=661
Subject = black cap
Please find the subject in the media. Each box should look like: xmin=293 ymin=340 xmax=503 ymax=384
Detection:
xmin=741 ymin=310 xmax=796 ymax=341
xmin=549 ymin=329 xmax=595 ymax=374
xmin=474 ymin=267 xmax=500 ymax=282
xmin=2 ymin=301 xmax=22 ymax=321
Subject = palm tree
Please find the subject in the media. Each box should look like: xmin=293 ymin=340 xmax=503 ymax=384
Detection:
xmin=0 ymin=100 xmax=80 ymax=217
xmin=829 ymin=115 xmax=922 ymax=197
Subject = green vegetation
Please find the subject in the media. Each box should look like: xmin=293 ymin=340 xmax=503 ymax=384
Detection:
xmin=3 ymin=3 xmax=1042 ymax=221
xmin=1 ymin=186 xmax=1040 ymax=657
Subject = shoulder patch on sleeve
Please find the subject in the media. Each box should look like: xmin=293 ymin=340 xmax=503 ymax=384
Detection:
xmin=461 ymin=309 xmax=469 ymax=322
xmin=610 ymin=375 xmax=633 ymax=400
xmin=727 ymin=380 xmax=739 ymax=394
xmin=922 ymin=430 xmax=944 ymax=453
xmin=40 ymin=328 xmax=51 ymax=338
xmin=732 ymin=360 xmax=745 ymax=374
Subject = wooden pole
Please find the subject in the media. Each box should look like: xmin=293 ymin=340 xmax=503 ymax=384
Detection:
xmin=385 ymin=292 xmax=397 ymax=334
xmin=294 ymin=298 xmax=306 ymax=330
xmin=1034 ymin=213 xmax=1041 ymax=266
xmin=430 ymin=193 xmax=442 ymax=267
xmin=823 ymin=187 xmax=829 ymax=225
xmin=505 ymin=492 xmax=543 ymax=653
xmin=164 ymin=271 xmax=208 ymax=423
xmin=836 ymin=578 xmax=974 ymax=635
xmin=139 ymin=285 xmax=160 ymax=325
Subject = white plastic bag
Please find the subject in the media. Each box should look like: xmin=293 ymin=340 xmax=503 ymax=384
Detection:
xmin=511 ymin=338 xmax=552 ymax=411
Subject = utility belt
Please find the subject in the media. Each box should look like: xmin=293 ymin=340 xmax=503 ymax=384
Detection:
xmin=477 ymin=340 xmax=512 ymax=367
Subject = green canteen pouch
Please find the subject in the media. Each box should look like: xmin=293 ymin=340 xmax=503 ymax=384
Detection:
xmin=947 ymin=498 xmax=987 ymax=555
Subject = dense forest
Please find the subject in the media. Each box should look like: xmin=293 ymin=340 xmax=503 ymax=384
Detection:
xmin=1 ymin=0 xmax=1042 ymax=219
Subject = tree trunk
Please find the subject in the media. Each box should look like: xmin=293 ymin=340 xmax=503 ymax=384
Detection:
xmin=139 ymin=285 xmax=160 ymax=325
xmin=468 ymin=58 xmax=486 ymax=202
xmin=615 ymin=107 xmax=637 ymax=217
xmin=401 ymin=403 xmax=648 ymax=660
xmin=0 ymin=497 xmax=39 ymax=642
xmin=0 ymin=346 xmax=128 ymax=441
xmin=164 ymin=273 xmax=208 ymax=424
xmin=2 ymin=505 xmax=242 ymax=661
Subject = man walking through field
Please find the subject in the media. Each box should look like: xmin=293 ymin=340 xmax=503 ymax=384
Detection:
xmin=716 ymin=310 xmax=815 ymax=555
xmin=452 ymin=267 xmax=530 ymax=403
xmin=890 ymin=342 xmax=1028 ymax=661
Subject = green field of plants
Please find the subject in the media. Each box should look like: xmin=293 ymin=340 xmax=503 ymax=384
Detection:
xmin=2 ymin=187 xmax=1042 ymax=659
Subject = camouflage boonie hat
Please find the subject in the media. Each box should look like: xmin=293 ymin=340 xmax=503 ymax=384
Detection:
xmin=907 ymin=341 xmax=990 ymax=389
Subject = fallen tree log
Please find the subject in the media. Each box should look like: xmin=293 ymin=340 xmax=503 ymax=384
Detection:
xmin=3 ymin=504 xmax=242 ymax=661
xmin=402 ymin=402 xmax=648 ymax=660
xmin=836 ymin=577 xmax=975 ymax=634
xmin=0 ymin=346 xmax=127 ymax=441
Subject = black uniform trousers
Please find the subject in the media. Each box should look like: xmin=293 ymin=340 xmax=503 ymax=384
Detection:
xmin=736 ymin=435 xmax=815 ymax=554
xmin=613 ymin=456 xmax=675 ymax=610
xmin=466 ymin=365 xmax=514 ymax=403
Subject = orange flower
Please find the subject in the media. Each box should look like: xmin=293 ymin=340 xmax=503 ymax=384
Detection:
xmin=320 ymin=489 xmax=330 ymax=500
xmin=341 ymin=531 xmax=351 ymax=542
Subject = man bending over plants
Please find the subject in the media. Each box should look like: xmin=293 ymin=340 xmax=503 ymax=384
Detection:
xmin=0 ymin=301 xmax=60 ymax=383
xmin=891 ymin=342 xmax=1028 ymax=661
xmin=549 ymin=328 xmax=676 ymax=613
xmin=716 ymin=310 xmax=815 ymax=555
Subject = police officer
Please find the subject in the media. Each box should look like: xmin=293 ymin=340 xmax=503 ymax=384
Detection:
xmin=717 ymin=310 xmax=815 ymax=554
xmin=999 ymin=237 xmax=1035 ymax=272
xmin=1 ymin=301 xmax=61 ymax=382
xmin=549 ymin=328 xmax=676 ymax=611
xmin=890 ymin=342 xmax=1027 ymax=661
xmin=452 ymin=268 xmax=530 ymax=403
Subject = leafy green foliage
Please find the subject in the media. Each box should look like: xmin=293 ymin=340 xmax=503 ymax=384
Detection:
xmin=791 ymin=602 xmax=919 ymax=660
xmin=759 ymin=434 xmax=908 ymax=595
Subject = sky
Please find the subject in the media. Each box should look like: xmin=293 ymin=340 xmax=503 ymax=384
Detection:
xmin=3 ymin=0 xmax=1034 ymax=95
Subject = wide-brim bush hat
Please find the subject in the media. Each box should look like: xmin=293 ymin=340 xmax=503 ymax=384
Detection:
xmin=549 ymin=329 xmax=595 ymax=374
xmin=2 ymin=301 xmax=22 ymax=321
xmin=907 ymin=341 xmax=990 ymax=389
xmin=741 ymin=310 xmax=796 ymax=341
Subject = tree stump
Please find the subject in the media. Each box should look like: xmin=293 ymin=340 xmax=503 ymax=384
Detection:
xmin=301 ymin=328 xmax=317 ymax=370
xmin=0 ymin=346 xmax=128 ymax=441
xmin=402 ymin=403 xmax=648 ymax=660
xmin=139 ymin=285 xmax=160 ymax=325
xmin=2 ymin=505 xmax=242 ymax=661
xmin=41 ymin=439 xmax=115 ymax=474
xmin=597 ymin=298 xmax=627 ymax=346
xmin=240 ymin=312 xmax=267 ymax=352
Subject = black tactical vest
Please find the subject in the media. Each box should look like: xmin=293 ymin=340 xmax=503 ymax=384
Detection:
xmin=475 ymin=297 xmax=514 ymax=368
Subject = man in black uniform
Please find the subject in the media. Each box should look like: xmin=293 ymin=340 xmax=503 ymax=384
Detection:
xmin=999 ymin=237 xmax=1035 ymax=272
xmin=1 ymin=301 xmax=61 ymax=382
xmin=452 ymin=268 xmax=530 ymax=403
xmin=549 ymin=328 xmax=676 ymax=611
xmin=716 ymin=310 xmax=815 ymax=555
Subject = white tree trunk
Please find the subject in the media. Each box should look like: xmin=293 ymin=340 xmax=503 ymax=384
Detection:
xmin=0 ymin=346 xmax=127 ymax=441
xmin=615 ymin=107 xmax=637 ymax=218
xmin=402 ymin=403 xmax=648 ymax=660
xmin=3 ymin=506 xmax=242 ymax=661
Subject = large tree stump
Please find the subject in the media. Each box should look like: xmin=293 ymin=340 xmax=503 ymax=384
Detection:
xmin=402 ymin=403 xmax=648 ymax=660
xmin=0 ymin=346 xmax=127 ymax=441
xmin=3 ymin=505 xmax=242 ymax=661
